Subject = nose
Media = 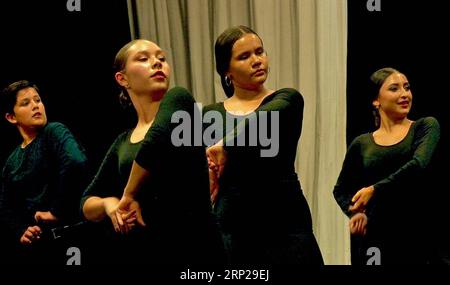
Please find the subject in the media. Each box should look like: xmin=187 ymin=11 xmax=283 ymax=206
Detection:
xmin=31 ymin=100 xmax=40 ymax=109
xmin=152 ymin=57 xmax=163 ymax=69
xmin=251 ymin=54 xmax=262 ymax=68
xmin=400 ymin=87 xmax=411 ymax=98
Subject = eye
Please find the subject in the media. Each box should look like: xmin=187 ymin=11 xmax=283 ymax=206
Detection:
xmin=157 ymin=56 xmax=166 ymax=62
xmin=404 ymin=84 xmax=411 ymax=91
xmin=388 ymin=86 xmax=398 ymax=92
xmin=238 ymin=52 xmax=250 ymax=60
xmin=256 ymin=48 xmax=265 ymax=55
xmin=19 ymin=100 xmax=29 ymax=107
xmin=138 ymin=57 xmax=148 ymax=62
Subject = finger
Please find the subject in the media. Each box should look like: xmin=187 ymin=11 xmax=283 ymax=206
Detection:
xmin=136 ymin=209 xmax=146 ymax=227
xmin=351 ymin=201 xmax=362 ymax=212
xmin=351 ymin=192 xmax=360 ymax=203
xmin=116 ymin=210 xmax=124 ymax=227
xmin=126 ymin=216 xmax=137 ymax=223
xmin=122 ymin=209 xmax=137 ymax=220
xmin=29 ymin=226 xmax=41 ymax=235
xmin=110 ymin=215 xmax=120 ymax=233
xmin=21 ymin=236 xmax=32 ymax=245
xmin=218 ymin=165 xmax=224 ymax=178
xmin=25 ymin=231 xmax=35 ymax=239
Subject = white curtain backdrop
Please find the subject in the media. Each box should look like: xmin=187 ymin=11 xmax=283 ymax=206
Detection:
xmin=128 ymin=0 xmax=349 ymax=265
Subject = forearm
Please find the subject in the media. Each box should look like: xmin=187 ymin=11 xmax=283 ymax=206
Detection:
xmin=123 ymin=161 xmax=150 ymax=199
xmin=83 ymin=196 xmax=119 ymax=222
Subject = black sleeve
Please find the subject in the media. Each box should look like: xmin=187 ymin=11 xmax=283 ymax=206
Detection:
xmin=46 ymin=123 xmax=88 ymax=222
xmin=222 ymin=88 xmax=303 ymax=157
xmin=135 ymin=86 xmax=199 ymax=171
xmin=373 ymin=117 xmax=441 ymax=193
xmin=333 ymin=138 xmax=364 ymax=218
xmin=0 ymin=171 xmax=27 ymax=240
xmin=80 ymin=137 xmax=122 ymax=215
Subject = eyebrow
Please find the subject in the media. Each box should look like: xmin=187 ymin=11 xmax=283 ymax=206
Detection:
xmin=135 ymin=49 xmax=165 ymax=56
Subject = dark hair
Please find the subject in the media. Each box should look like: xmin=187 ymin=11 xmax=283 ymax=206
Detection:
xmin=214 ymin=25 xmax=263 ymax=97
xmin=0 ymin=80 xmax=39 ymax=116
xmin=113 ymin=39 xmax=143 ymax=109
xmin=369 ymin=67 xmax=401 ymax=127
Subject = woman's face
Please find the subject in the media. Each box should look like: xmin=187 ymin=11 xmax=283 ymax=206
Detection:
xmin=7 ymin=87 xmax=47 ymax=129
xmin=374 ymin=72 xmax=412 ymax=120
xmin=227 ymin=33 xmax=268 ymax=91
xmin=120 ymin=40 xmax=171 ymax=99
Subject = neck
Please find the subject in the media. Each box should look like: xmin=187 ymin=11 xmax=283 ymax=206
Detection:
xmin=18 ymin=126 xmax=39 ymax=148
xmin=131 ymin=92 xmax=162 ymax=128
xmin=232 ymin=85 xmax=271 ymax=102
xmin=379 ymin=113 xmax=410 ymax=133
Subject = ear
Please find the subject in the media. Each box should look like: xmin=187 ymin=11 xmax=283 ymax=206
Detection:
xmin=5 ymin=112 xmax=17 ymax=124
xmin=115 ymin=71 xmax=129 ymax=88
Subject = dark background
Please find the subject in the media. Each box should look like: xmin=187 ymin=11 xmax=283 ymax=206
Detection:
xmin=0 ymin=0 xmax=448 ymax=261
xmin=347 ymin=0 xmax=449 ymax=261
xmin=0 ymin=0 xmax=132 ymax=171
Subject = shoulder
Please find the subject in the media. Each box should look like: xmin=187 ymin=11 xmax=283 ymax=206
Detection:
xmin=203 ymin=102 xmax=223 ymax=113
xmin=44 ymin=121 xmax=69 ymax=132
xmin=3 ymin=146 xmax=22 ymax=168
xmin=348 ymin=133 xmax=371 ymax=150
xmin=274 ymin=88 xmax=303 ymax=100
xmin=165 ymin=86 xmax=193 ymax=100
xmin=109 ymin=130 xmax=132 ymax=148
xmin=42 ymin=122 xmax=74 ymax=140
xmin=415 ymin=116 xmax=440 ymax=131
xmin=412 ymin=117 xmax=441 ymax=139
xmin=269 ymin=88 xmax=304 ymax=107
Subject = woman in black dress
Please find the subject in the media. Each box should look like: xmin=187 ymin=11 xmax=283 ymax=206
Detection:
xmin=82 ymin=39 xmax=223 ymax=264
xmin=333 ymin=67 xmax=440 ymax=264
xmin=204 ymin=25 xmax=323 ymax=265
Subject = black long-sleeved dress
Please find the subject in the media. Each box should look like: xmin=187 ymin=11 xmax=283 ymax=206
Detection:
xmin=81 ymin=87 xmax=224 ymax=264
xmin=0 ymin=122 xmax=88 ymax=263
xmin=333 ymin=117 xmax=440 ymax=264
xmin=203 ymin=88 xmax=323 ymax=265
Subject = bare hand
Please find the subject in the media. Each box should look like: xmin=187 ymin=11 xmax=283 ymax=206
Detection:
xmin=34 ymin=211 xmax=58 ymax=223
xmin=349 ymin=212 xmax=368 ymax=236
xmin=20 ymin=225 xmax=42 ymax=245
xmin=206 ymin=142 xmax=227 ymax=178
xmin=116 ymin=195 xmax=146 ymax=234
xmin=349 ymin=186 xmax=375 ymax=213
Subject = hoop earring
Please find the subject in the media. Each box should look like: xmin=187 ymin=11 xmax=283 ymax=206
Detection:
xmin=224 ymin=76 xmax=232 ymax=87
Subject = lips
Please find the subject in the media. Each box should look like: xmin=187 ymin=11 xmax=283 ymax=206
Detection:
xmin=151 ymin=71 xmax=166 ymax=78
xmin=32 ymin=112 xmax=42 ymax=118
xmin=252 ymin=69 xmax=266 ymax=76
xmin=398 ymin=101 xmax=410 ymax=108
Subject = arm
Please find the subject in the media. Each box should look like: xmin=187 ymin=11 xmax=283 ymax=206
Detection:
xmin=333 ymin=138 xmax=364 ymax=217
xmin=222 ymin=88 xmax=304 ymax=157
xmin=47 ymin=123 xmax=88 ymax=222
xmin=117 ymin=87 xmax=198 ymax=226
xmin=351 ymin=118 xmax=440 ymax=212
xmin=373 ymin=117 xmax=440 ymax=192
xmin=81 ymin=137 xmax=121 ymax=222
xmin=0 ymin=177 xmax=28 ymax=241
